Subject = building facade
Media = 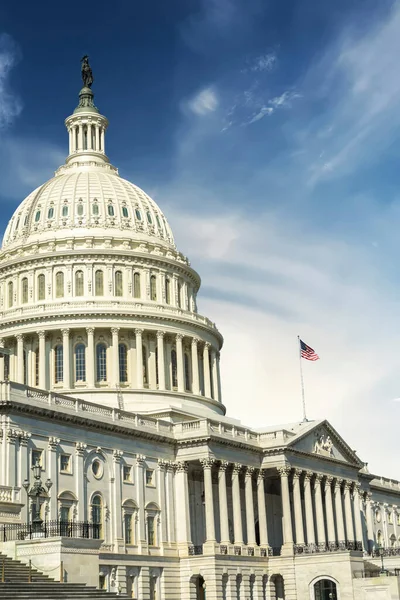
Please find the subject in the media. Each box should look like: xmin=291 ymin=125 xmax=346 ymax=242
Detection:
xmin=0 ymin=73 xmax=399 ymax=600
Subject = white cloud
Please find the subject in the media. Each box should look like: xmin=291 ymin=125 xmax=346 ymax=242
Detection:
xmin=187 ymin=87 xmax=219 ymax=116
xmin=249 ymin=52 xmax=277 ymax=72
xmin=0 ymin=34 xmax=21 ymax=129
xmin=247 ymin=105 xmax=273 ymax=124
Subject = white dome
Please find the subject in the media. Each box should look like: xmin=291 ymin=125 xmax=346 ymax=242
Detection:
xmin=2 ymin=168 xmax=175 ymax=250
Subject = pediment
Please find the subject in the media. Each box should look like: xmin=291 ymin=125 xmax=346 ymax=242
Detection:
xmin=286 ymin=420 xmax=363 ymax=467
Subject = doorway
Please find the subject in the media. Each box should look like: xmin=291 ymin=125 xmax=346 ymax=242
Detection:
xmin=313 ymin=579 xmax=337 ymax=600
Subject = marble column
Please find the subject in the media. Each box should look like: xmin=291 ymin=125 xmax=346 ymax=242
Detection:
xmin=100 ymin=128 xmax=105 ymax=153
xmin=95 ymin=125 xmax=100 ymax=151
xmin=166 ymin=462 xmax=176 ymax=543
xmin=0 ymin=338 xmax=4 ymax=381
xmin=203 ymin=342 xmax=211 ymax=398
xmin=210 ymin=348 xmax=218 ymax=401
xmin=218 ymin=461 xmax=230 ymax=544
xmin=157 ymin=460 xmax=168 ymax=545
xmin=257 ymin=469 xmax=270 ymax=548
xmin=38 ymin=331 xmax=46 ymax=389
xmin=232 ymin=463 xmax=244 ymax=545
xmin=344 ymin=480 xmax=355 ymax=545
xmin=135 ymin=329 xmax=144 ymax=389
xmin=112 ymin=450 xmax=124 ymax=545
xmin=324 ymin=476 xmax=336 ymax=548
xmin=293 ymin=469 xmax=305 ymax=546
xmin=86 ymin=328 xmax=95 ymax=387
xmin=111 ymin=327 xmax=120 ymax=387
xmin=353 ymin=483 xmax=364 ymax=550
xmin=75 ymin=442 xmax=86 ymax=521
xmin=191 ymin=338 xmax=200 ymax=395
xmin=278 ymin=466 xmax=294 ymax=551
xmin=175 ymin=461 xmax=192 ymax=547
xmin=304 ymin=471 xmax=316 ymax=546
xmin=61 ymin=329 xmax=70 ymax=389
xmin=314 ymin=474 xmax=327 ymax=549
xmin=16 ymin=334 xmax=24 ymax=384
xmin=365 ymin=492 xmax=375 ymax=552
xmin=78 ymin=123 xmax=83 ymax=150
xmin=136 ymin=455 xmax=146 ymax=549
xmin=87 ymin=122 xmax=92 ymax=150
xmin=200 ymin=458 xmax=216 ymax=543
xmin=156 ymin=331 xmax=166 ymax=391
xmin=334 ymin=478 xmax=346 ymax=548
xmin=176 ymin=334 xmax=184 ymax=392
xmin=244 ymin=467 xmax=256 ymax=546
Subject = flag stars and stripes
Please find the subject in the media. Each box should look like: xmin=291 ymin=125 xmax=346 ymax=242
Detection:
xmin=300 ymin=339 xmax=320 ymax=361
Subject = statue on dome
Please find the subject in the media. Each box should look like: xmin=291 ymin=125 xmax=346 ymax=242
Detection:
xmin=81 ymin=55 xmax=94 ymax=88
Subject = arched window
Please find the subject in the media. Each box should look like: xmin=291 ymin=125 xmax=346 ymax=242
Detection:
xmin=146 ymin=211 xmax=152 ymax=224
xmin=135 ymin=208 xmax=142 ymax=221
xmin=77 ymin=203 xmax=84 ymax=216
xmin=8 ymin=281 xmax=13 ymax=307
xmin=95 ymin=270 xmax=104 ymax=296
xmin=91 ymin=495 xmax=103 ymax=539
xmin=165 ymin=278 xmax=171 ymax=304
xmin=75 ymin=270 xmax=84 ymax=296
xmin=55 ymin=272 xmax=64 ymax=298
xmin=115 ymin=271 xmax=123 ymax=297
xmin=37 ymin=274 xmax=45 ymax=301
xmin=35 ymin=210 xmax=41 ymax=222
xmin=133 ymin=273 xmax=141 ymax=298
xmin=184 ymin=353 xmax=191 ymax=392
xmin=313 ymin=579 xmax=337 ymax=600
xmin=150 ymin=275 xmax=157 ymax=301
xmin=54 ymin=344 xmax=63 ymax=383
xmin=48 ymin=207 xmax=54 ymax=219
xmin=122 ymin=206 xmax=129 ymax=218
xmin=119 ymin=343 xmax=128 ymax=383
xmin=15 ymin=217 xmax=20 ymax=231
xmin=177 ymin=282 xmax=182 ymax=308
xmin=96 ymin=343 xmax=107 ymax=382
xmin=62 ymin=205 xmax=68 ymax=217
xmin=21 ymin=277 xmax=28 ymax=304
xmin=108 ymin=204 xmax=115 ymax=216
xmin=142 ymin=344 xmax=148 ymax=386
xmin=92 ymin=203 xmax=99 ymax=216
xmin=171 ymin=349 xmax=177 ymax=389
xmin=75 ymin=343 xmax=86 ymax=382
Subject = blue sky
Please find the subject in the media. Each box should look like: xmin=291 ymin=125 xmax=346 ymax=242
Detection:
xmin=1 ymin=0 xmax=400 ymax=477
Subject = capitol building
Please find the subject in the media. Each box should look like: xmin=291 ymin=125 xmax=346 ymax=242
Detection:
xmin=1 ymin=65 xmax=400 ymax=600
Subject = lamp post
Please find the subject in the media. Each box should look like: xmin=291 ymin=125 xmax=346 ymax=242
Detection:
xmin=22 ymin=460 xmax=52 ymax=534
xmin=378 ymin=544 xmax=386 ymax=574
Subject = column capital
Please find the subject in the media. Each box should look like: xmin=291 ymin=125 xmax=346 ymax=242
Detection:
xmin=16 ymin=334 xmax=24 ymax=342
xmin=75 ymin=441 xmax=87 ymax=456
xmin=38 ymin=330 xmax=46 ymax=340
xmin=111 ymin=327 xmax=120 ymax=336
xmin=325 ymin=475 xmax=334 ymax=485
xmin=293 ymin=468 xmax=303 ymax=479
xmin=61 ymin=328 xmax=70 ymax=337
xmin=113 ymin=449 xmax=124 ymax=462
xmin=157 ymin=458 xmax=168 ymax=470
xmin=200 ymin=458 xmax=216 ymax=470
xmin=19 ymin=431 xmax=31 ymax=446
xmin=257 ymin=468 xmax=266 ymax=481
xmin=315 ymin=473 xmax=324 ymax=483
xmin=344 ymin=479 xmax=354 ymax=490
xmin=204 ymin=341 xmax=211 ymax=350
xmin=366 ymin=491 xmax=373 ymax=501
xmin=244 ymin=466 xmax=256 ymax=478
xmin=156 ymin=330 xmax=165 ymax=340
xmin=136 ymin=454 xmax=146 ymax=466
xmin=191 ymin=337 xmax=199 ymax=346
xmin=232 ymin=463 xmax=242 ymax=474
xmin=86 ymin=327 xmax=95 ymax=335
xmin=278 ymin=465 xmax=292 ymax=477
xmin=219 ymin=460 xmax=229 ymax=472
xmin=175 ymin=461 xmax=188 ymax=473
xmin=135 ymin=328 xmax=144 ymax=336
xmin=48 ymin=436 xmax=60 ymax=450
xmin=304 ymin=470 xmax=314 ymax=481
xmin=176 ymin=333 xmax=184 ymax=341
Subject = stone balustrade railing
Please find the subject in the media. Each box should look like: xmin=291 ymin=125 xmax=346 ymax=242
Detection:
xmin=0 ymin=485 xmax=20 ymax=503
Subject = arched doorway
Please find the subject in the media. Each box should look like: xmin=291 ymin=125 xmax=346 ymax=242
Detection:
xmin=270 ymin=574 xmax=285 ymax=600
xmin=313 ymin=579 xmax=337 ymax=600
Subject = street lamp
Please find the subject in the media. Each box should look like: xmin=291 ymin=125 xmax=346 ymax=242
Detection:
xmin=22 ymin=460 xmax=52 ymax=535
xmin=377 ymin=544 xmax=386 ymax=574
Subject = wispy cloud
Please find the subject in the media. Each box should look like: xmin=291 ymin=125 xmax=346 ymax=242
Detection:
xmin=186 ymin=87 xmax=219 ymax=116
xmin=246 ymin=90 xmax=301 ymax=125
xmin=0 ymin=34 xmax=21 ymax=129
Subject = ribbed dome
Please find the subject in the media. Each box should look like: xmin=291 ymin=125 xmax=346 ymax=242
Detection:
xmin=2 ymin=168 xmax=175 ymax=250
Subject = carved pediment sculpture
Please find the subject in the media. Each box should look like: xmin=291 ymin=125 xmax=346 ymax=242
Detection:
xmin=313 ymin=432 xmax=334 ymax=457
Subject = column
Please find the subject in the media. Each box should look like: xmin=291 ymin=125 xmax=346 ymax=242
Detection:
xmin=200 ymin=458 xmax=216 ymax=543
xmin=257 ymin=469 xmax=270 ymax=548
xmin=211 ymin=348 xmax=219 ymax=401
xmin=203 ymin=342 xmax=211 ymax=398
xmin=314 ymin=474 xmax=326 ymax=549
xmin=87 ymin=122 xmax=92 ymax=150
xmin=293 ymin=469 xmax=305 ymax=546
xmin=232 ymin=463 xmax=244 ymax=545
xmin=68 ymin=127 xmax=72 ymax=154
xmin=0 ymin=338 xmax=4 ymax=381
xmin=75 ymin=442 xmax=86 ymax=521
xmin=365 ymin=492 xmax=375 ymax=552
xmin=136 ymin=455 xmax=146 ymax=549
xmin=156 ymin=331 xmax=166 ymax=390
xmin=334 ymin=478 xmax=346 ymax=548
xmin=16 ymin=334 xmax=24 ymax=384
xmin=176 ymin=334 xmax=184 ymax=392
xmin=100 ymin=128 xmax=105 ymax=153
xmin=353 ymin=483 xmax=364 ymax=550
xmin=304 ymin=471 xmax=316 ymax=546
xmin=218 ymin=461 xmax=230 ymax=544
xmin=191 ymin=338 xmax=200 ymax=395
xmin=324 ymin=476 xmax=336 ymax=548
xmin=278 ymin=466 xmax=294 ymax=551
xmin=62 ymin=329 xmax=70 ymax=389
xmin=135 ymin=329 xmax=144 ymax=389
xmin=19 ymin=434 xmax=30 ymax=522
xmin=174 ymin=461 xmax=192 ymax=548
xmin=166 ymin=462 xmax=176 ymax=543
xmin=48 ymin=437 xmax=59 ymax=520
xmin=95 ymin=125 xmax=100 ymax=151
xmin=112 ymin=450 xmax=124 ymax=547
xmin=344 ymin=480 xmax=355 ymax=545
xmin=157 ymin=460 xmax=168 ymax=545
xmin=86 ymin=328 xmax=95 ymax=387
xmin=111 ymin=327 xmax=119 ymax=387
xmin=78 ymin=123 xmax=83 ymax=150
xmin=245 ymin=466 xmax=256 ymax=546
xmin=38 ymin=331 xmax=46 ymax=389
xmin=6 ymin=429 xmax=17 ymax=487
xmin=216 ymin=352 xmax=222 ymax=403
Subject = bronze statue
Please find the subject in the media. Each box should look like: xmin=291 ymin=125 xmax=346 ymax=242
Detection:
xmin=81 ymin=55 xmax=94 ymax=88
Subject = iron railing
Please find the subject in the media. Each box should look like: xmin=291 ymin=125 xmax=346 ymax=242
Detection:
xmin=1 ymin=520 xmax=101 ymax=542
xmin=294 ymin=541 xmax=363 ymax=554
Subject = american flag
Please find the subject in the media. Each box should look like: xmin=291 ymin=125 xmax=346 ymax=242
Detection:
xmin=300 ymin=339 xmax=320 ymax=361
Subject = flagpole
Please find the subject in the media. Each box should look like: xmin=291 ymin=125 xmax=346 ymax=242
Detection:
xmin=297 ymin=335 xmax=308 ymax=422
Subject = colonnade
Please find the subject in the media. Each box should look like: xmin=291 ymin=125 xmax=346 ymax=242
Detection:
xmin=0 ymin=328 xmax=221 ymax=402
xmin=68 ymin=120 xmax=105 ymax=155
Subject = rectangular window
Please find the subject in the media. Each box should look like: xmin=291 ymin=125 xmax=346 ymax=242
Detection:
xmin=124 ymin=513 xmax=133 ymax=544
xmin=32 ymin=449 xmax=42 ymax=467
xmin=147 ymin=516 xmax=156 ymax=546
xmin=60 ymin=454 xmax=71 ymax=473
xmin=123 ymin=466 xmax=132 ymax=482
xmin=146 ymin=470 xmax=154 ymax=486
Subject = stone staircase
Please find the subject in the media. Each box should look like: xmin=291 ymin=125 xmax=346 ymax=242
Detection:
xmin=0 ymin=552 xmax=128 ymax=599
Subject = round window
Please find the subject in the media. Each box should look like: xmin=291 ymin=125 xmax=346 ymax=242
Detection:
xmin=92 ymin=459 xmax=103 ymax=479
